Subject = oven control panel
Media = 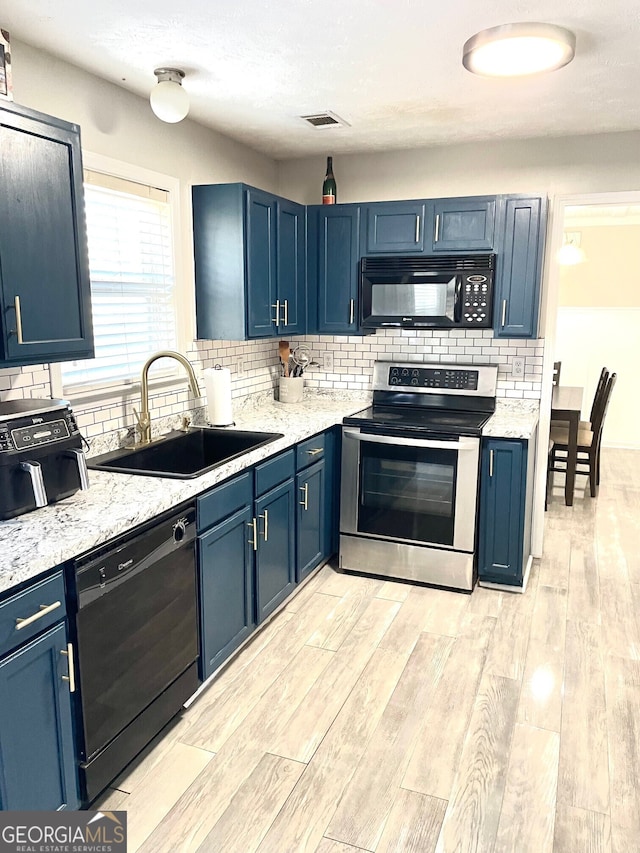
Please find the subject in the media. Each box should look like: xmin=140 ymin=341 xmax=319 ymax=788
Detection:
xmin=388 ymin=366 xmax=479 ymax=390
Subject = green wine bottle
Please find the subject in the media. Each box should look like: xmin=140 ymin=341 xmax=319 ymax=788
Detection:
xmin=322 ymin=156 xmax=337 ymax=204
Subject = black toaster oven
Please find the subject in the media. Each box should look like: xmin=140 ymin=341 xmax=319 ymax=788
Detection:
xmin=0 ymin=399 xmax=89 ymax=520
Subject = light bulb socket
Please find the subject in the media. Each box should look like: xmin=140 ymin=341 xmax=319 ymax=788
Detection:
xmin=153 ymin=67 xmax=186 ymax=85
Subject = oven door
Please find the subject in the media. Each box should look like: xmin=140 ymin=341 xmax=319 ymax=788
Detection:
xmin=340 ymin=427 xmax=480 ymax=552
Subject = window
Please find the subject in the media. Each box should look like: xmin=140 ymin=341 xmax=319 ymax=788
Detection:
xmin=59 ymin=162 xmax=182 ymax=395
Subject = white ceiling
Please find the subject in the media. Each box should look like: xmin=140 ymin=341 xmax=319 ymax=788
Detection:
xmin=3 ymin=0 xmax=640 ymax=160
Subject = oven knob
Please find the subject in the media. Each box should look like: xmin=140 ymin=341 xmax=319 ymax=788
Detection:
xmin=411 ymin=378 xmax=419 ymax=385
xmin=401 ymin=369 xmax=409 ymax=376
xmin=390 ymin=377 xmax=399 ymax=384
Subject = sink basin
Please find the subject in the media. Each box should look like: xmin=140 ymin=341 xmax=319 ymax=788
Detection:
xmin=87 ymin=427 xmax=283 ymax=479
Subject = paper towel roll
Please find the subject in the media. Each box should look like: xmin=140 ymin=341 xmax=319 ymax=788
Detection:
xmin=204 ymin=366 xmax=234 ymax=426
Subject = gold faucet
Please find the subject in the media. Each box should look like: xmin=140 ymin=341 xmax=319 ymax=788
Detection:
xmin=134 ymin=350 xmax=200 ymax=446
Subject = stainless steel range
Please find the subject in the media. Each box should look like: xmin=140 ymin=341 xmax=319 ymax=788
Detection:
xmin=339 ymin=361 xmax=498 ymax=592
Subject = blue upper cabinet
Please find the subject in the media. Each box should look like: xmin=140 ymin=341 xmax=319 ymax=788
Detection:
xmin=276 ymin=198 xmax=306 ymax=336
xmin=246 ymin=188 xmax=277 ymax=338
xmin=193 ymin=183 xmax=306 ymax=341
xmin=0 ymin=101 xmax=93 ymax=367
xmin=310 ymin=205 xmax=361 ymax=334
xmin=363 ymin=201 xmax=427 ymax=254
xmin=431 ymin=197 xmax=496 ymax=252
xmin=494 ymin=196 xmax=546 ymax=338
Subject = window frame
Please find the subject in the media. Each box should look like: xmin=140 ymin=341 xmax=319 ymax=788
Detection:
xmin=50 ymin=152 xmax=192 ymax=404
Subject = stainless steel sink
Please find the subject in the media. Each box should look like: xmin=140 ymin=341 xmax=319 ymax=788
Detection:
xmin=87 ymin=427 xmax=283 ymax=479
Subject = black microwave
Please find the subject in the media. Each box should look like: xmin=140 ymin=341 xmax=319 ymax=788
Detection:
xmin=360 ymin=254 xmax=495 ymax=330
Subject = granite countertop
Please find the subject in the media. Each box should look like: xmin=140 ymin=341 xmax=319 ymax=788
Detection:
xmin=0 ymin=390 xmax=539 ymax=596
xmin=482 ymin=398 xmax=540 ymax=439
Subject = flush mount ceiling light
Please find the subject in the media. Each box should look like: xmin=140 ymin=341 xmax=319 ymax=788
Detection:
xmin=463 ymin=22 xmax=576 ymax=77
xmin=557 ymin=231 xmax=586 ymax=266
xmin=150 ymin=68 xmax=189 ymax=123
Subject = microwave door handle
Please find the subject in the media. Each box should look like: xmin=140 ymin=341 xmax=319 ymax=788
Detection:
xmin=342 ymin=428 xmax=477 ymax=452
xmin=454 ymin=277 xmax=463 ymax=323
xmin=20 ymin=460 xmax=48 ymax=508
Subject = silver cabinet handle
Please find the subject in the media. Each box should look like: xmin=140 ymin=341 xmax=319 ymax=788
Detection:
xmin=300 ymin=482 xmax=309 ymax=511
xmin=16 ymin=601 xmax=62 ymax=630
xmin=490 ymin=449 xmax=494 ymax=478
xmin=349 ymin=298 xmax=355 ymax=325
xmin=13 ymin=296 xmax=25 ymax=344
xmin=283 ymin=299 xmax=289 ymax=327
xmin=247 ymin=517 xmax=258 ymax=551
xmin=271 ymin=299 xmax=281 ymax=326
xmin=306 ymin=448 xmax=323 ymax=456
xmin=61 ymin=643 xmax=76 ymax=693
xmin=259 ymin=509 xmax=269 ymax=541
xmin=415 ymin=215 xmax=420 ymax=243
xmin=434 ymin=214 xmax=440 ymax=242
xmin=67 ymin=448 xmax=90 ymax=491
xmin=20 ymin=461 xmax=48 ymax=507
xmin=501 ymin=299 xmax=507 ymax=328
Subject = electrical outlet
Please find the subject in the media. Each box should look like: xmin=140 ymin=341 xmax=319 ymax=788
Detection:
xmin=236 ymin=357 xmax=245 ymax=377
xmin=322 ymin=351 xmax=334 ymax=372
xmin=511 ymin=357 xmax=525 ymax=378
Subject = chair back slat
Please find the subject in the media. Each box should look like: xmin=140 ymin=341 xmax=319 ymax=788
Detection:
xmin=589 ymin=367 xmax=609 ymax=423
xmin=591 ymin=372 xmax=616 ymax=439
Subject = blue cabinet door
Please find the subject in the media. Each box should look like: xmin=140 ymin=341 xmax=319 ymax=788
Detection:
xmin=0 ymin=102 xmax=93 ymax=366
xmin=431 ymin=197 xmax=496 ymax=252
xmin=0 ymin=622 xmax=78 ymax=811
xmin=363 ymin=201 xmax=427 ymax=254
xmin=296 ymin=460 xmax=325 ymax=582
xmin=198 ymin=504 xmax=255 ymax=680
xmin=255 ymin=479 xmax=296 ymax=623
xmin=478 ymin=439 xmax=526 ymax=586
xmin=246 ymin=188 xmax=277 ymax=338
xmin=313 ymin=205 xmax=361 ymax=334
xmin=494 ymin=196 xmax=545 ymax=338
xmin=276 ymin=198 xmax=306 ymax=336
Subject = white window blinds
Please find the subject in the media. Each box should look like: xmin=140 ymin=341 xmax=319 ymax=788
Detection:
xmin=61 ymin=172 xmax=178 ymax=390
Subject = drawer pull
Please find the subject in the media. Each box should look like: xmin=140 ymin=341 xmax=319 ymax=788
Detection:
xmin=283 ymin=299 xmax=289 ymax=327
xmin=272 ymin=299 xmax=280 ymax=325
xmin=300 ymin=482 xmax=309 ymax=511
xmin=306 ymin=448 xmax=323 ymax=456
xmin=349 ymin=299 xmax=355 ymax=325
xmin=61 ymin=643 xmax=76 ymax=693
xmin=15 ymin=601 xmax=62 ymax=630
xmin=489 ymin=449 xmax=494 ymax=478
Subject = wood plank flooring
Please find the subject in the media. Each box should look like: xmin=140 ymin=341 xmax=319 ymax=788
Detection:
xmin=94 ymin=447 xmax=640 ymax=853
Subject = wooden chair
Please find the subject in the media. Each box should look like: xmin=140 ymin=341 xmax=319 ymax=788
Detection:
xmin=551 ymin=366 xmax=608 ymax=431
xmin=545 ymin=438 xmax=554 ymax=510
xmin=549 ymin=372 xmax=616 ymax=498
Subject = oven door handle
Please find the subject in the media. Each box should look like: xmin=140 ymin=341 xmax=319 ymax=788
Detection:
xmin=342 ymin=428 xmax=478 ymax=452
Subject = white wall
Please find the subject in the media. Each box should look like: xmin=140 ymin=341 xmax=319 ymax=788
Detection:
xmin=278 ymin=131 xmax=640 ymax=205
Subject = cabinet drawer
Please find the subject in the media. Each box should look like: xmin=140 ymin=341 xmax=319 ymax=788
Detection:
xmin=197 ymin=471 xmax=253 ymax=532
xmin=296 ymin=433 xmax=325 ymax=470
xmin=255 ymin=450 xmax=295 ymax=497
xmin=0 ymin=571 xmax=66 ymax=658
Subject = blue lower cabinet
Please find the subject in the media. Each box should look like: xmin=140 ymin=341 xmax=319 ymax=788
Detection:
xmin=255 ymin=479 xmax=296 ymax=623
xmin=198 ymin=505 xmax=255 ymax=680
xmin=0 ymin=622 xmax=78 ymax=811
xmin=478 ymin=439 xmax=527 ymax=586
xmin=296 ymin=460 xmax=325 ymax=582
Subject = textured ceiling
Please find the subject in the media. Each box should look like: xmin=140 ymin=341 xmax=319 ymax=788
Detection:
xmin=2 ymin=0 xmax=640 ymax=159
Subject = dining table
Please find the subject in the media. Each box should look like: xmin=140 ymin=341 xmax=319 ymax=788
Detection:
xmin=551 ymin=384 xmax=584 ymax=506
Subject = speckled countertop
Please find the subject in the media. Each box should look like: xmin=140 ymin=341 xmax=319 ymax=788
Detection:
xmin=0 ymin=391 xmax=539 ymax=596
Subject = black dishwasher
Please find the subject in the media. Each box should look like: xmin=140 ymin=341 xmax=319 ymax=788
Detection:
xmin=70 ymin=502 xmax=199 ymax=804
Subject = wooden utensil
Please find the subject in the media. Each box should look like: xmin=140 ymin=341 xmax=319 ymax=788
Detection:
xmin=279 ymin=340 xmax=290 ymax=376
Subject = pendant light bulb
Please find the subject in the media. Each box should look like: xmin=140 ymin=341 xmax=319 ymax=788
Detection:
xmin=150 ymin=68 xmax=189 ymax=123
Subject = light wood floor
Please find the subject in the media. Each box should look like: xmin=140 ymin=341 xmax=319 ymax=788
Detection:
xmin=96 ymin=448 xmax=640 ymax=853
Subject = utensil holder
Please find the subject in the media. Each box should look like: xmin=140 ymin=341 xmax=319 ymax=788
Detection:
xmin=278 ymin=376 xmax=304 ymax=403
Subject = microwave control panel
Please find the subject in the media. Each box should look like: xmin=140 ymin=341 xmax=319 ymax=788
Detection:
xmin=463 ymin=275 xmax=490 ymax=324
xmin=388 ymin=366 xmax=479 ymax=390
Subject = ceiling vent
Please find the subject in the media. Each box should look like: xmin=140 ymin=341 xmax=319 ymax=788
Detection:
xmin=300 ymin=111 xmax=350 ymax=129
